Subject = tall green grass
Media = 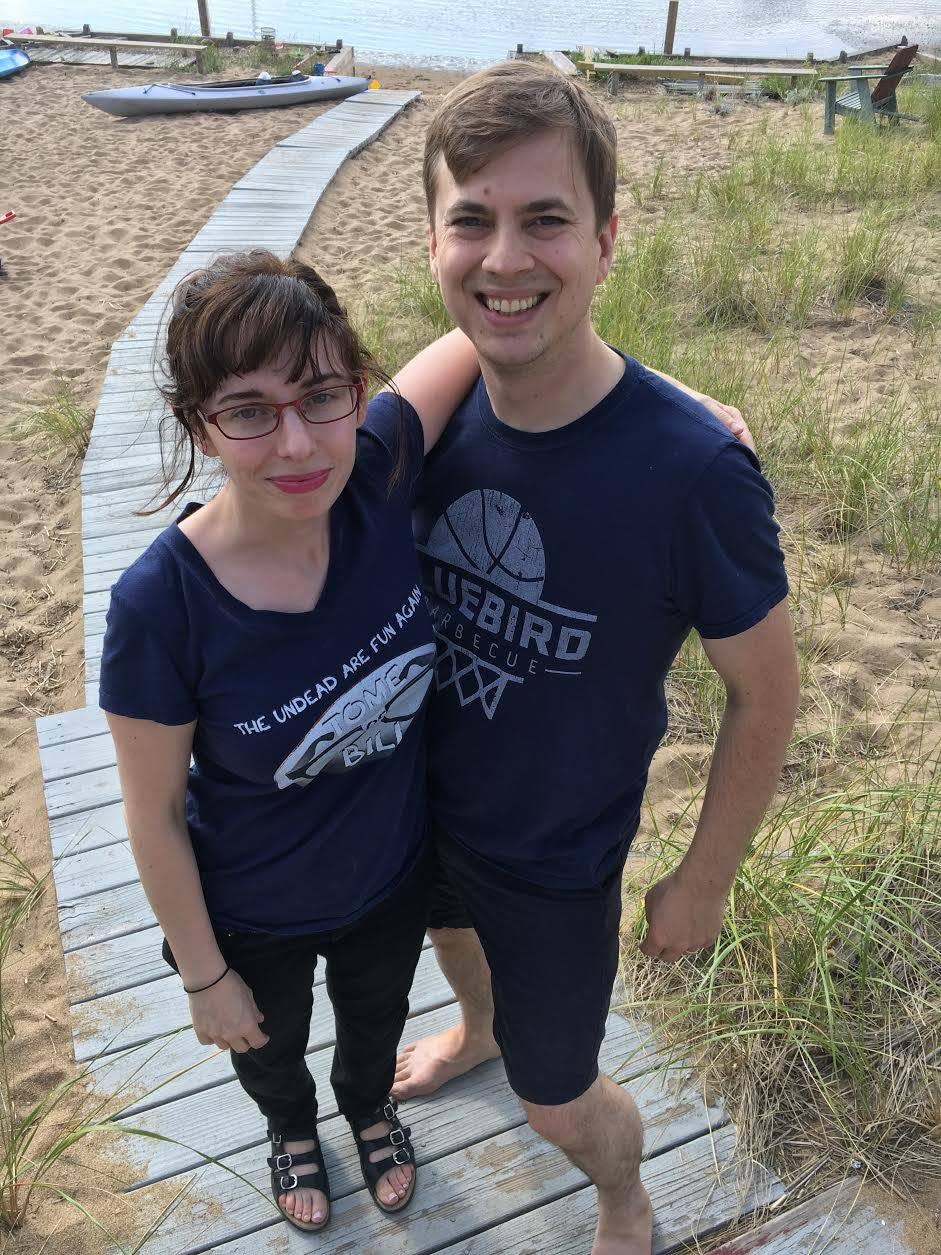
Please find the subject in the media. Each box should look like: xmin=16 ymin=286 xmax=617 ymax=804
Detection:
xmin=12 ymin=376 xmax=91 ymax=459
xmin=621 ymin=743 xmax=941 ymax=1194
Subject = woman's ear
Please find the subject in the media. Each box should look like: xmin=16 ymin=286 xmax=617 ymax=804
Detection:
xmin=193 ymin=415 xmax=221 ymax=458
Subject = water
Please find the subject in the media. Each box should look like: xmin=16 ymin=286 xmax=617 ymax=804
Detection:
xmin=3 ymin=0 xmax=939 ymax=69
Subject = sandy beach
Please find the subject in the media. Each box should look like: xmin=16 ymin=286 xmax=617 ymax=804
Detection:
xmin=1 ymin=51 xmax=939 ymax=1253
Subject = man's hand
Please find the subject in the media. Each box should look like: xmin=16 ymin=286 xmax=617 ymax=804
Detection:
xmin=189 ymin=968 xmax=269 ymax=1053
xmin=640 ymin=870 xmax=728 ymax=963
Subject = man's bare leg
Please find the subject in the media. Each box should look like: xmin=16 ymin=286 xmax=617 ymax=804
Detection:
xmin=392 ymin=927 xmax=500 ymax=1100
xmin=523 ymin=1075 xmax=652 ymax=1255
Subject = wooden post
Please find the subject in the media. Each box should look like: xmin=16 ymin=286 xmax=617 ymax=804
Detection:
xmin=195 ymin=47 xmax=205 ymax=72
xmin=108 ymin=43 xmax=117 ymax=68
xmin=225 ymin=30 xmax=233 ymax=46
xmin=664 ymin=1 xmax=679 ymax=56
xmin=196 ymin=0 xmax=210 ymax=38
xmin=823 ymin=80 xmax=836 ymax=134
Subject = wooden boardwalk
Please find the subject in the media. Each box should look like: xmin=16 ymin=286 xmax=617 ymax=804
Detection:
xmin=31 ymin=87 xmax=892 ymax=1252
xmin=25 ymin=46 xmax=196 ymax=69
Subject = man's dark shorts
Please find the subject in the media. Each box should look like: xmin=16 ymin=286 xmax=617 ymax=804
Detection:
xmin=428 ymin=825 xmax=631 ymax=1108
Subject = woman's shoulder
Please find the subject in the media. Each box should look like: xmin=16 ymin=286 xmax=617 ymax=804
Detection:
xmin=109 ymin=514 xmax=198 ymax=619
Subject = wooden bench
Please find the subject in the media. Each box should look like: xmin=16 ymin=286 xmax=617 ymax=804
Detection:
xmin=10 ymin=32 xmax=205 ymax=72
xmin=819 ymin=44 xmax=920 ymax=135
xmin=591 ymin=62 xmax=817 ymax=91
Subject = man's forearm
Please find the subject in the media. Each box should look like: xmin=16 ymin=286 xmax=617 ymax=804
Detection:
xmin=677 ymin=693 xmax=796 ymax=895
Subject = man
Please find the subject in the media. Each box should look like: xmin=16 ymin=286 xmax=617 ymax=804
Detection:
xmin=395 ymin=62 xmax=799 ymax=1254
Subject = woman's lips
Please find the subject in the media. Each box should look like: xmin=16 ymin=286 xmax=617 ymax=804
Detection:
xmin=268 ymin=469 xmax=331 ymax=494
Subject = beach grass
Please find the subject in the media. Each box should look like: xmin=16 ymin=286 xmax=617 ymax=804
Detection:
xmin=619 ymin=734 xmax=941 ymax=1198
xmin=11 ymin=375 xmax=92 ymax=459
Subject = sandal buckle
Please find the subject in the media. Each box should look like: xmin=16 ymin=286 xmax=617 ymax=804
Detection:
xmin=273 ymin=1153 xmax=292 ymax=1170
xmin=382 ymin=1100 xmax=397 ymax=1120
xmin=389 ymin=1128 xmax=406 ymax=1146
xmin=279 ymin=1173 xmax=298 ymax=1190
xmin=392 ymin=1148 xmax=411 ymax=1165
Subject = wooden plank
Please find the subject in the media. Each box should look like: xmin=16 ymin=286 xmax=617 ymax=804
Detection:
xmin=160 ymin=1110 xmax=759 ymax=1255
xmin=10 ymin=33 xmax=204 ymax=50
xmin=592 ymin=61 xmax=816 ymax=76
xmin=43 ymin=760 xmax=121 ymax=821
xmin=436 ymin=1124 xmax=778 ymax=1255
xmin=119 ymin=1010 xmax=667 ymax=1194
xmin=53 ymin=837 xmax=135 ymax=904
xmin=709 ymin=1179 xmax=914 ymax=1253
xmin=37 ymin=705 xmax=108 ymax=747
xmin=41 ymin=729 xmax=115 ymax=779
xmin=50 ymin=799 xmax=126 ymax=860
xmin=73 ymin=943 xmax=451 ymax=1062
xmin=60 ymin=880 xmax=155 ymax=951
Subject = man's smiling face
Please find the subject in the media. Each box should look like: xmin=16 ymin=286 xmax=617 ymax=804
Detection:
xmin=429 ymin=129 xmax=617 ymax=375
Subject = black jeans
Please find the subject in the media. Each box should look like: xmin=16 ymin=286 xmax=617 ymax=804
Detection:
xmin=163 ymin=846 xmax=431 ymax=1136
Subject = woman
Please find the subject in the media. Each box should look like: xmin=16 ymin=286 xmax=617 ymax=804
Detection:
xmin=99 ymin=251 xmax=479 ymax=1232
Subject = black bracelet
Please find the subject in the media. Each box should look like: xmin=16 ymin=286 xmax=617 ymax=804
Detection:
xmin=183 ymin=965 xmax=230 ymax=994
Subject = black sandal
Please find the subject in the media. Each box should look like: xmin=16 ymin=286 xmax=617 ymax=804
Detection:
xmin=346 ymin=1097 xmax=417 ymax=1214
xmin=267 ymin=1129 xmax=331 ymax=1233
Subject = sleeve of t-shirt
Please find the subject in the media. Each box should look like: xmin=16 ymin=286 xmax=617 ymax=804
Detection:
xmin=359 ymin=391 xmax=426 ymax=504
xmin=98 ymin=590 xmax=198 ymax=725
xmin=670 ymin=442 xmax=789 ymax=639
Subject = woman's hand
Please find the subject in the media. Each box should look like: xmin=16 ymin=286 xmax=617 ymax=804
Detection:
xmin=189 ymin=968 xmax=269 ymax=1053
xmin=693 ymin=395 xmax=756 ymax=455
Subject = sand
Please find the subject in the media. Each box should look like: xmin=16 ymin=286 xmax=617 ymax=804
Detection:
xmin=1 ymin=54 xmax=939 ymax=1253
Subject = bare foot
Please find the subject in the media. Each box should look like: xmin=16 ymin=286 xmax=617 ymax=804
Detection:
xmin=392 ymin=1023 xmax=501 ymax=1100
xmin=277 ymin=1137 xmax=329 ymax=1228
xmin=359 ymin=1116 xmax=415 ymax=1209
xmin=592 ymin=1179 xmax=653 ymax=1254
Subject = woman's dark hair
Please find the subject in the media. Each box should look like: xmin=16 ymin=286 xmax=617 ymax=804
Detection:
xmin=143 ymin=250 xmax=401 ymax=515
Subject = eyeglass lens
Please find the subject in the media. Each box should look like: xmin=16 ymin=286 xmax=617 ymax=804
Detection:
xmin=215 ymin=385 xmax=358 ymax=439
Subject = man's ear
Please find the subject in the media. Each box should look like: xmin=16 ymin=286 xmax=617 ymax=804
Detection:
xmin=596 ymin=212 xmax=618 ymax=283
xmin=428 ymin=221 xmax=440 ymax=283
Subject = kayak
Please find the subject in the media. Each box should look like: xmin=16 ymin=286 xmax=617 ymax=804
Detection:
xmin=82 ymin=72 xmax=369 ymax=118
xmin=0 ymin=39 xmax=30 ymax=78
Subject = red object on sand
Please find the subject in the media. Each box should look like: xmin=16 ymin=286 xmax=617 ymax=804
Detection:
xmin=0 ymin=211 xmax=14 ymax=226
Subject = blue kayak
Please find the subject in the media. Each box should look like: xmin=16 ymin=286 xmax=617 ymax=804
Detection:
xmin=0 ymin=39 xmax=30 ymax=78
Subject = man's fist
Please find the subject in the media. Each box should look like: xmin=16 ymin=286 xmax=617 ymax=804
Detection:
xmin=640 ymin=870 xmax=728 ymax=963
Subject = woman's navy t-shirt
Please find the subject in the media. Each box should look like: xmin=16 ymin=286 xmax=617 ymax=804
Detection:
xmin=99 ymin=394 xmax=433 ymax=935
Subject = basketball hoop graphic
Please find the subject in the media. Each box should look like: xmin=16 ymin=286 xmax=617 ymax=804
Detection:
xmin=420 ymin=489 xmax=595 ymax=721
xmin=435 ymin=635 xmax=523 ymax=720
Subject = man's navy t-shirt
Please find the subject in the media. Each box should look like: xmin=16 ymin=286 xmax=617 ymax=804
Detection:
xmin=99 ymin=395 xmax=434 ymax=935
xmin=414 ymin=357 xmax=789 ymax=889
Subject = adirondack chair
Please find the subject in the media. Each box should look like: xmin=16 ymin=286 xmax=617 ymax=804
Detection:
xmin=820 ymin=44 xmax=920 ymax=135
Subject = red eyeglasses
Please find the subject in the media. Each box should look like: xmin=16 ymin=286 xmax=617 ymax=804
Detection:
xmin=201 ymin=381 xmax=365 ymax=440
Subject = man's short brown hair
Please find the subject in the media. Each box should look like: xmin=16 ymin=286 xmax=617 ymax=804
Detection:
xmin=423 ymin=60 xmax=617 ymax=228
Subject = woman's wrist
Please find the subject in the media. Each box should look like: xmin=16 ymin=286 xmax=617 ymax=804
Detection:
xmin=183 ymin=965 xmax=230 ymax=995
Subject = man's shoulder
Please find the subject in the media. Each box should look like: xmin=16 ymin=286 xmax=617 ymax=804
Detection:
xmin=625 ymin=364 xmax=738 ymax=453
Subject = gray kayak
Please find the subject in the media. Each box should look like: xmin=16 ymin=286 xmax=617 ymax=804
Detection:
xmin=82 ymin=72 xmax=369 ymax=118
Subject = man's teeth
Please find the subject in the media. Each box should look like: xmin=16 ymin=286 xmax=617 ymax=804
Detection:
xmin=484 ymin=295 xmax=541 ymax=314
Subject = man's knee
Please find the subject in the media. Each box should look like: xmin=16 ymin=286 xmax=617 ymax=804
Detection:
xmin=521 ymin=1076 xmax=642 ymax=1152
xmin=521 ymin=1081 xmax=598 ymax=1147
